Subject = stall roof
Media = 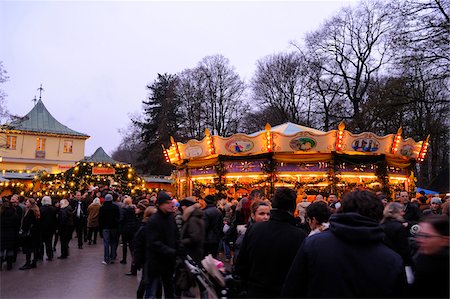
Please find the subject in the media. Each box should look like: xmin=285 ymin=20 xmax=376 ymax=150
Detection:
xmin=82 ymin=147 xmax=124 ymax=164
xmin=0 ymin=172 xmax=36 ymax=180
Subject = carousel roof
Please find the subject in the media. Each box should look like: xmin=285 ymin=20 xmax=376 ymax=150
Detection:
xmin=249 ymin=122 xmax=324 ymax=136
xmin=3 ymin=99 xmax=89 ymax=138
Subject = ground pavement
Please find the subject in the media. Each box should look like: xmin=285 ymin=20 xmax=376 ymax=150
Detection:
xmin=0 ymin=240 xmax=140 ymax=299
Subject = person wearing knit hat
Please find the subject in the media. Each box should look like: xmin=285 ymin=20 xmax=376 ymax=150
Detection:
xmin=423 ymin=197 xmax=442 ymax=216
xmin=98 ymin=192 xmax=120 ymax=265
xmin=143 ymin=191 xmax=178 ymax=298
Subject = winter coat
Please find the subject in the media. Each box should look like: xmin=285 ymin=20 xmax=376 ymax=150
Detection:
xmin=132 ymin=221 xmax=147 ymax=270
xmin=203 ymin=204 xmax=223 ymax=245
xmin=144 ymin=209 xmax=178 ymax=279
xmin=411 ymin=247 xmax=449 ymax=298
xmin=40 ymin=205 xmax=57 ymax=236
xmin=58 ymin=206 xmax=74 ymax=239
xmin=235 ymin=209 xmax=307 ymax=298
xmin=404 ymin=202 xmax=421 ymax=230
xmin=180 ymin=204 xmax=205 ymax=263
xmin=1 ymin=207 xmax=20 ymax=250
xmin=381 ymin=218 xmax=412 ymax=266
xmin=98 ymin=201 xmax=120 ymax=230
xmin=282 ymin=212 xmax=407 ymax=298
xmin=21 ymin=209 xmax=41 ymax=249
xmin=87 ymin=203 xmax=100 ymax=228
xmin=120 ymin=205 xmax=139 ymax=235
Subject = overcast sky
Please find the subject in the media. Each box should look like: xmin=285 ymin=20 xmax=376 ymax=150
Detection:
xmin=0 ymin=0 xmax=356 ymax=157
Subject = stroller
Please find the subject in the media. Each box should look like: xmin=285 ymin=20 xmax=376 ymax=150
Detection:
xmin=180 ymin=254 xmax=228 ymax=299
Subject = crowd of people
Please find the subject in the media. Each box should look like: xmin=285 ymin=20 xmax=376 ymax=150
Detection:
xmin=0 ymin=185 xmax=449 ymax=298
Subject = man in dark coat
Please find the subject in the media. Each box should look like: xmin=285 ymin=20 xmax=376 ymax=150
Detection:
xmin=235 ymin=187 xmax=307 ymax=298
xmin=203 ymin=195 xmax=223 ymax=258
xmin=282 ymin=190 xmax=407 ymax=298
xmin=71 ymin=191 xmax=88 ymax=249
xmin=39 ymin=196 xmax=57 ymax=261
xmin=99 ymin=193 xmax=120 ymax=264
xmin=144 ymin=192 xmax=179 ymax=299
xmin=400 ymin=190 xmax=421 ymax=232
xmin=57 ymin=199 xmax=73 ymax=259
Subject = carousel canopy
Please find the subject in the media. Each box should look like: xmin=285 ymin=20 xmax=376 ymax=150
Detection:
xmin=249 ymin=122 xmax=324 ymax=136
xmin=164 ymin=122 xmax=429 ymax=169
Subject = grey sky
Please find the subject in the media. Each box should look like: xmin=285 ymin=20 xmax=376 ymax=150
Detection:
xmin=0 ymin=0 xmax=355 ymax=156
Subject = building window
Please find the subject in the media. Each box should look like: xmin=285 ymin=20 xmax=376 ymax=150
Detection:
xmin=63 ymin=140 xmax=73 ymax=153
xmin=6 ymin=136 xmax=17 ymax=150
xmin=36 ymin=137 xmax=46 ymax=151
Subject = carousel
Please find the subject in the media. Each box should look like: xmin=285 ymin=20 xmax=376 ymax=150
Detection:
xmin=163 ymin=122 xmax=429 ymax=199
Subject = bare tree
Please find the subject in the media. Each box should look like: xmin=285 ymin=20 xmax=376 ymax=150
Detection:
xmin=177 ymin=68 xmax=207 ymax=140
xmin=391 ymin=0 xmax=450 ymax=79
xmin=304 ymin=1 xmax=394 ymax=130
xmin=0 ymin=61 xmax=10 ymax=124
xmin=251 ymin=52 xmax=309 ymax=125
xmin=198 ymin=55 xmax=247 ymax=136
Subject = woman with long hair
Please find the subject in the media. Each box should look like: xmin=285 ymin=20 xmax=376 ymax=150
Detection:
xmin=19 ymin=198 xmax=41 ymax=270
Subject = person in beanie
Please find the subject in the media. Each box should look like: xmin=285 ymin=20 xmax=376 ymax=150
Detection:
xmin=282 ymin=190 xmax=407 ymax=298
xmin=144 ymin=191 xmax=179 ymax=299
xmin=234 ymin=187 xmax=307 ymax=298
xmin=99 ymin=193 xmax=120 ymax=265
xmin=422 ymin=197 xmax=442 ymax=216
xmin=202 ymin=194 xmax=223 ymax=258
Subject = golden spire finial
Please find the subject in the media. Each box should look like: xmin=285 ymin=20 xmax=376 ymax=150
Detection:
xmin=338 ymin=121 xmax=345 ymax=131
xmin=265 ymin=123 xmax=271 ymax=131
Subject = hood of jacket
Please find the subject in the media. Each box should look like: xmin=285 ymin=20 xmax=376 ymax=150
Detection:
xmin=329 ymin=212 xmax=385 ymax=244
xmin=269 ymin=209 xmax=297 ymax=226
xmin=182 ymin=203 xmax=203 ymax=221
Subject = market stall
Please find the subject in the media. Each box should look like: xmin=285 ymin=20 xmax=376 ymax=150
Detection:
xmin=164 ymin=122 xmax=429 ymax=199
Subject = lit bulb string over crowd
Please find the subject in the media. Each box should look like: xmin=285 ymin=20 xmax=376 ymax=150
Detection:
xmin=0 ymin=161 xmax=149 ymax=197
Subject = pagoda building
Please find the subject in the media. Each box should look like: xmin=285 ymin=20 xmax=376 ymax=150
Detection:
xmin=0 ymin=99 xmax=89 ymax=174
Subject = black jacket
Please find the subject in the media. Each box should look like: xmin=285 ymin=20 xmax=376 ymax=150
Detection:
xmin=404 ymin=202 xmax=421 ymax=229
xmin=411 ymin=248 xmax=449 ymax=298
xmin=40 ymin=205 xmax=57 ymax=236
xmin=235 ymin=209 xmax=307 ymax=298
xmin=282 ymin=212 xmax=407 ymax=298
xmin=58 ymin=206 xmax=74 ymax=238
xmin=99 ymin=201 xmax=120 ymax=230
xmin=1 ymin=207 xmax=20 ymax=250
xmin=381 ymin=218 xmax=412 ymax=266
xmin=120 ymin=205 xmax=139 ymax=235
xmin=21 ymin=209 xmax=41 ymax=249
xmin=144 ymin=209 xmax=178 ymax=279
xmin=203 ymin=204 xmax=223 ymax=245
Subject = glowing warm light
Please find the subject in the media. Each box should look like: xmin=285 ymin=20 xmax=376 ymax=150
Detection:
xmin=335 ymin=122 xmax=345 ymax=151
xmin=417 ymin=135 xmax=430 ymax=162
xmin=265 ymin=123 xmax=272 ymax=152
xmin=391 ymin=127 xmax=402 ymax=154
xmin=205 ymin=128 xmax=215 ymax=155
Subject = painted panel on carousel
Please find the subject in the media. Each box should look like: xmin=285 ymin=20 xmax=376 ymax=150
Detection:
xmin=179 ymin=138 xmax=210 ymax=159
xmin=343 ymin=132 xmax=392 ymax=154
xmin=398 ymin=138 xmax=421 ymax=159
xmin=214 ymin=134 xmax=265 ymax=155
xmin=273 ymin=131 xmax=335 ymax=152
